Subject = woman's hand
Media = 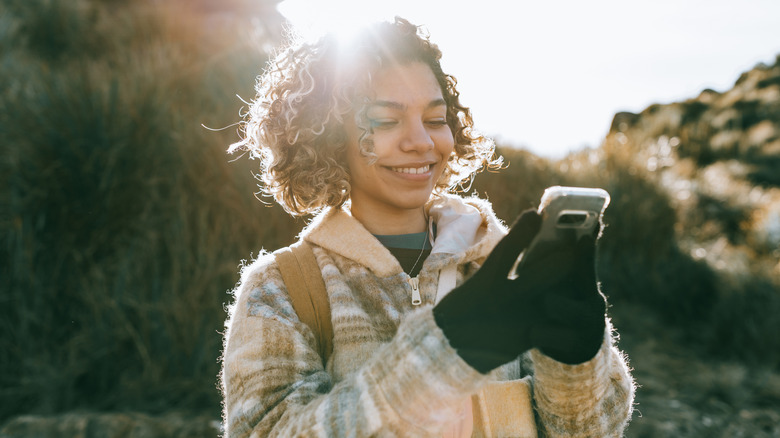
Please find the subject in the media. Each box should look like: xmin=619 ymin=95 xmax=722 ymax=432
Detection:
xmin=433 ymin=209 xmax=607 ymax=374
xmin=526 ymin=234 xmax=607 ymax=365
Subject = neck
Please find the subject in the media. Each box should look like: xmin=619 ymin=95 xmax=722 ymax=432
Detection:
xmin=350 ymin=203 xmax=428 ymax=235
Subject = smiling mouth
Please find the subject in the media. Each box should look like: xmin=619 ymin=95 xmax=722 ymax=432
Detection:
xmin=389 ymin=164 xmax=433 ymax=175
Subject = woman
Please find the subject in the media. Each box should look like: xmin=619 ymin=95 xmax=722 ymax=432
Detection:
xmin=221 ymin=17 xmax=634 ymax=437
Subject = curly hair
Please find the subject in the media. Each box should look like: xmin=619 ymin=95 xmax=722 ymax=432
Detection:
xmin=230 ymin=17 xmax=501 ymax=216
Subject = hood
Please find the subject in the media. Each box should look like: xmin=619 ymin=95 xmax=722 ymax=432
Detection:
xmin=300 ymin=194 xmax=507 ymax=278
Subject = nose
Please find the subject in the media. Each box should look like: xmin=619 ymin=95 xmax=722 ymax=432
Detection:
xmin=400 ymin=119 xmax=435 ymax=153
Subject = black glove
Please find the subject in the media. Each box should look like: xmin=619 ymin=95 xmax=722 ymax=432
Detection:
xmin=526 ymin=233 xmax=606 ymax=365
xmin=433 ymin=209 xmax=607 ymax=374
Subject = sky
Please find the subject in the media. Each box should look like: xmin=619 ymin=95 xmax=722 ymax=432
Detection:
xmin=277 ymin=0 xmax=780 ymax=159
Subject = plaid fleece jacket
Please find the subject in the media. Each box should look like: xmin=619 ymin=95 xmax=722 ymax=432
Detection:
xmin=221 ymin=194 xmax=635 ymax=437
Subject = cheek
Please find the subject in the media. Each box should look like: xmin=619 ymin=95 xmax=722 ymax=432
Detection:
xmin=435 ymin=132 xmax=455 ymax=181
xmin=437 ymin=130 xmax=456 ymax=156
xmin=361 ymin=130 xmax=392 ymax=157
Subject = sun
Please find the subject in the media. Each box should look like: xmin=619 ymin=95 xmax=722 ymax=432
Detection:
xmin=277 ymin=0 xmax=398 ymax=43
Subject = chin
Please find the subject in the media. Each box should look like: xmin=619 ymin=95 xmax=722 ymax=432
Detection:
xmin=396 ymin=191 xmax=435 ymax=210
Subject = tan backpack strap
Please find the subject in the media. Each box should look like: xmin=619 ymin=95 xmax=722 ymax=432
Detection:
xmin=274 ymin=241 xmax=333 ymax=367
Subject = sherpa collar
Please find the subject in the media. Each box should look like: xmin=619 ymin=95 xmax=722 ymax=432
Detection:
xmin=300 ymin=194 xmax=508 ymax=278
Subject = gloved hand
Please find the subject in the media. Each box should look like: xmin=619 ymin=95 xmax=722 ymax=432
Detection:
xmin=433 ymin=209 xmax=607 ymax=374
xmin=526 ymin=232 xmax=607 ymax=365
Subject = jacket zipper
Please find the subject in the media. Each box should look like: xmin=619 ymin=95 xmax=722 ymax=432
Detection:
xmin=408 ymin=276 xmax=422 ymax=306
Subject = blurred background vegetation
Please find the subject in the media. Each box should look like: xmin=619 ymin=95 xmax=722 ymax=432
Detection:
xmin=0 ymin=0 xmax=296 ymax=423
xmin=1 ymin=0 xmax=779 ymax=436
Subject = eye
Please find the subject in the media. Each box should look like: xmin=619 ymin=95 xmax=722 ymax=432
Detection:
xmin=426 ymin=118 xmax=448 ymax=127
xmin=369 ymin=119 xmax=398 ymax=130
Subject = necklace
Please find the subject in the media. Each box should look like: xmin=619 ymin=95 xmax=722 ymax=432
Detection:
xmin=408 ymin=220 xmax=430 ymax=306
xmin=408 ymin=225 xmax=430 ymax=276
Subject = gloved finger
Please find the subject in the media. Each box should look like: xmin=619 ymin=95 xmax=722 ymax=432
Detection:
xmin=441 ymin=311 xmax=536 ymax=336
xmin=524 ymin=242 xmax=598 ymax=301
xmin=513 ymin=245 xmax=580 ymax=291
xmin=568 ymin=235 xmax=598 ymax=295
xmin=593 ymin=222 xmax=603 ymax=239
xmin=483 ymin=209 xmax=542 ymax=277
xmin=530 ymin=324 xmax=582 ymax=354
xmin=455 ymin=345 xmax=523 ymax=374
xmin=575 ymin=234 xmax=597 ymax=265
xmin=540 ymin=292 xmax=606 ymax=326
xmin=445 ymin=323 xmax=534 ymax=361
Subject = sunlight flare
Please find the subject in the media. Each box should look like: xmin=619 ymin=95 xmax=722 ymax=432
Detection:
xmin=278 ymin=0 xmax=397 ymax=43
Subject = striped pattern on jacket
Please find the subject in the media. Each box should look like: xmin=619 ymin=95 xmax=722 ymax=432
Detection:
xmin=220 ymin=194 xmax=635 ymax=437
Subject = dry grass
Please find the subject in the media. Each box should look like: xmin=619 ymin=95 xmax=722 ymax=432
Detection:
xmin=0 ymin=0 xmax=298 ymax=420
xmin=1 ymin=0 xmax=778 ymax=433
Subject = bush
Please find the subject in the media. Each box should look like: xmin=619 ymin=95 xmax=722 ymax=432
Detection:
xmin=0 ymin=0 xmax=297 ymax=421
xmin=471 ymin=146 xmax=558 ymax=220
xmin=2 ymin=0 xmax=779 ymax=424
xmin=475 ymin=136 xmax=779 ymax=369
xmin=555 ymin=144 xmax=717 ymax=319
xmin=705 ymin=277 xmax=780 ymax=365
xmin=561 ymin=136 xmax=780 ymax=368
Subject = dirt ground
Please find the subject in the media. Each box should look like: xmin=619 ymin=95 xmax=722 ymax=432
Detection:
xmin=612 ymin=303 xmax=780 ymax=437
xmin=2 ymin=303 xmax=778 ymax=438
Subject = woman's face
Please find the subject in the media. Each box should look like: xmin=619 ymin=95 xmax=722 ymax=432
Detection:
xmin=345 ymin=62 xmax=455 ymax=220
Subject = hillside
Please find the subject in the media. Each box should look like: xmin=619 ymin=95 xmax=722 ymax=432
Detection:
xmin=610 ymin=55 xmax=780 ymax=274
xmin=1 ymin=0 xmax=779 ymax=435
xmin=597 ymin=56 xmax=780 ymax=437
xmin=471 ymin=57 xmax=780 ymax=437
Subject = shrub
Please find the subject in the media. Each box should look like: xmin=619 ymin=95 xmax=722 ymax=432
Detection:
xmin=563 ymin=135 xmax=780 ymax=368
xmin=2 ymin=0 xmax=779 ymax=424
xmin=471 ymin=146 xmax=558 ymax=220
xmin=0 ymin=0 xmax=296 ymax=421
xmin=705 ymin=277 xmax=780 ymax=365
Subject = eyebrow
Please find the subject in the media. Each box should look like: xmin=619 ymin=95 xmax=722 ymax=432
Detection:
xmin=370 ymin=98 xmax=447 ymax=111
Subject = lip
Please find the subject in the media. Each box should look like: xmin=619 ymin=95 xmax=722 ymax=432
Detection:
xmin=381 ymin=162 xmax=437 ymax=181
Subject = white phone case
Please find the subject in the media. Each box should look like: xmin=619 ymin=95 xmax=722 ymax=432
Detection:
xmin=509 ymin=186 xmax=610 ymax=279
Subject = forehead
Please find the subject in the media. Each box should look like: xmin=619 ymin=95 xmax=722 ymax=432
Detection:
xmin=367 ymin=62 xmax=444 ymax=105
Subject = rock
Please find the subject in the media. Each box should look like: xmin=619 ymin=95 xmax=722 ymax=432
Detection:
xmin=609 ymin=111 xmax=640 ymax=133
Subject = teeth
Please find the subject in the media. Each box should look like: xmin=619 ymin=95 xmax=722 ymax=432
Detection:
xmin=391 ymin=165 xmax=431 ymax=174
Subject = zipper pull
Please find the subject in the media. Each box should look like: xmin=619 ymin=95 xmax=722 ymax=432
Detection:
xmin=409 ymin=276 xmax=422 ymax=306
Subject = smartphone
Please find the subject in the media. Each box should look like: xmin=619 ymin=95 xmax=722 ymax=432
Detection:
xmin=508 ymin=186 xmax=610 ymax=279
